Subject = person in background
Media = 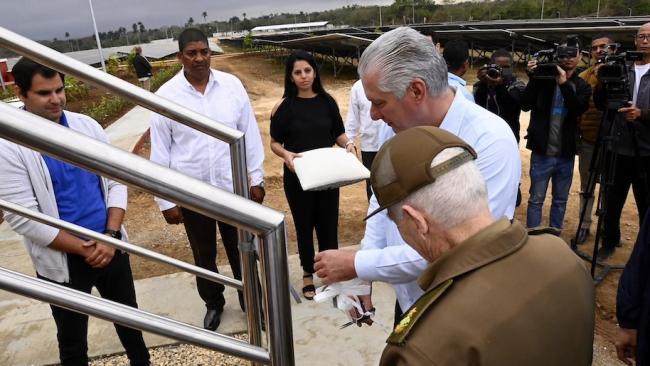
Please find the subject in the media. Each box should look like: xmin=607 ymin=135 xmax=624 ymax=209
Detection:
xmin=345 ymin=79 xmax=382 ymax=201
xmin=442 ymin=39 xmax=474 ymax=102
xmin=150 ymin=28 xmax=265 ymax=331
xmin=0 ymin=57 xmax=150 ymax=366
xmin=522 ymin=35 xmax=591 ymax=233
xmin=132 ymin=46 xmax=153 ymax=91
xmin=269 ymin=50 xmax=354 ymax=300
xmin=575 ymin=34 xmax=617 ymax=244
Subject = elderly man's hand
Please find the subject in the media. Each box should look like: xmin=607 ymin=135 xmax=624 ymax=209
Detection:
xmin=615 ymin=327 xmax=637 ymax=365
xmin=314 ymin=249 xmax=357 ymax=284
xmin=162 ymin=206 xmax=184 ymax=225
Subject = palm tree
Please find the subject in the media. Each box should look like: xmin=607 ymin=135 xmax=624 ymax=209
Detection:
xmin=242 ymin=12 xmax=247 ymax=20
xmin=202 ymin=11 xmax=207 ymax=23
xmin=187 ymin=17 xmax=194 ymax=26
xmin=65 ymin=32 xmax=73 ymax=51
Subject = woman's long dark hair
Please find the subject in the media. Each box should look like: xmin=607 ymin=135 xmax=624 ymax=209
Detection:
xmin=282 ymin=50 xmax=329 ymax=99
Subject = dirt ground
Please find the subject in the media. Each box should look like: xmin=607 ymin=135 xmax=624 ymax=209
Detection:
xmin=121 ymin=53 xmax=641 ymax=363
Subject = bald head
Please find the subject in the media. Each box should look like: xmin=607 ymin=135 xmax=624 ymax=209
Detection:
xmin=636 ymin=22 xmax=650 ymax=57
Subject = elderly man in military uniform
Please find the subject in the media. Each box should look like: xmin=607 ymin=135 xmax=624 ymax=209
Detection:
xmin=369 ymin=126 xmax=595 ymax=366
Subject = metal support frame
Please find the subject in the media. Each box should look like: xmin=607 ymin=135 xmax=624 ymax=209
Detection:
xmin=0 ymin=26 xmax=294 ymax=366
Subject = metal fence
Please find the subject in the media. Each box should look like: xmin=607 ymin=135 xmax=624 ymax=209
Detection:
xmin=0 ymin=26 xmax=294 ymax=365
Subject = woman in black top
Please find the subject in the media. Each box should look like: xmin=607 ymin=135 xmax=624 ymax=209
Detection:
xmin=270 ymin=50 xmax=354 ymax=300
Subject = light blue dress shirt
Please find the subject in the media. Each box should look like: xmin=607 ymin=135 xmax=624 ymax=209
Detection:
xmin=448 ymin=72 xmax=475 ymax=102
xmin=355 ymin=88 xmax=521 ymax=310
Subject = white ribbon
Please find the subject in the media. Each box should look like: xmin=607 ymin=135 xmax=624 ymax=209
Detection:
xmin=314 ymin=278 xmax=371 ymax=322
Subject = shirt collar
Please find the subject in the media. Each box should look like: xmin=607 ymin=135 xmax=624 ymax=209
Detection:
xmin=180 ymin=68 xmax=218 ymax=93
xmin=21 ymin=107 xmax=68 ymax=127
xmin=439 ymin=87 xmax=469 ymax=136
xmin=448 ymin=72 xmax=466 ymax=86
xmin=417 ymin=218 xmax=528 ymax=291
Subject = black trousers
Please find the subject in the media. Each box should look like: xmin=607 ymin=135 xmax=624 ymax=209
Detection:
xmin=39 ymin=252 xmax=149 ymax=366
xmin=181 ymin=208 xmax=242 ymax=311
xmin=283 ymin=168 xmax=339 ymax=274
xmin=603 ymin=154 xmax=650 ymax=248
xmin=361 ymin=151 xmax=377 ymax=201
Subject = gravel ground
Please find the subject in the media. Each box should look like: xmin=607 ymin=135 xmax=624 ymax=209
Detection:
xmin=90 ymin=334 xmax=249 ymax=366
xmin=88 ymin=333 xmax=623 ymax=366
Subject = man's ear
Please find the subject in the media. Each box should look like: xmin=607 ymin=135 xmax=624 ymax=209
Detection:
xmin=409 ymin=79 xmax=427 ymax=102
xmin=402 ymin=204 xmax=428 ymax=235
xmin=14 ymin=85 xmax=26 ymax=101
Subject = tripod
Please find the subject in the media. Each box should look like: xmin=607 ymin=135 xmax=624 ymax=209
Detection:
xmin=571 ymin=108 xmax=625 ymax=284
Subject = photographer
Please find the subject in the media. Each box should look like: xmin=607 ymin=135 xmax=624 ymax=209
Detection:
xmin=522 ymin=36 xmax=592 ymax=232
xmin=575 ymin=34 xmax=617 ymax=244
xmin=474 ymin=48 xmax=525 ymax=142
xmin=594 ymin=23 xmax=650 ymax=260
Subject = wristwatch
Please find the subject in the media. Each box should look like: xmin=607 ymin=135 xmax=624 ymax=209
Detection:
xmin=105 ymin=229 xmax=122 ymax=240
xmin=255 ymin=181 xmax=265 ymax=188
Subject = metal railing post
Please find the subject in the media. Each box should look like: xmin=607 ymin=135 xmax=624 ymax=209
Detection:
xmin=259 ymin=225 xmax=295 ymax=365
xmin=230 ymin=139 xmax=264 ymax=361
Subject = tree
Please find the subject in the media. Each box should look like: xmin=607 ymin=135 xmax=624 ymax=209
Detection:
xmin=65 ymin=32 xmax=73 ymax=51
xmin=138 ymin=21 xmax=146 ymax=33
xmin=202 ymin=11 xmax=207 ymax=23
xmin=243 ymin=12 xmax=247 ymax=20
xmin=187 ymin=17 xmax=194 ymax=26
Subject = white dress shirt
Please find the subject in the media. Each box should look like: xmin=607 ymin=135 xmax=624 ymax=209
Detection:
xmin=345 ymin=80 xmax=383 ymax=152
xmin=150 ymin=69 xmax=264 ymax=211
xmin=448 ymin=72 xmax=475 ymax=102
xmin=355 ymin=88 xmax=521 ymax=310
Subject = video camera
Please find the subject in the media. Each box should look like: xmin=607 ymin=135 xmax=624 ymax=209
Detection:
xmin=532 ymin=35 xmax=580 ymax=79
xmin=597 ymin=50 xmax=644 ymax=110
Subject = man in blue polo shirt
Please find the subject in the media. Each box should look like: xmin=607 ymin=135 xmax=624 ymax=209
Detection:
xmin=0 ymin=58 xmax=150 ymax=366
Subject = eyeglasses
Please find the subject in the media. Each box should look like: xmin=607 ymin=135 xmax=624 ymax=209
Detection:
xmin=637 ymin=34 xmax=650 ymax=41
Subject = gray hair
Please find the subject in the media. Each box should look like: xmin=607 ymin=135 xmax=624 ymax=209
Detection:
xmin=388 ymin=147 xmax=488 ymax=229
xmin=358 ymin=27 xmax=448 ymax=98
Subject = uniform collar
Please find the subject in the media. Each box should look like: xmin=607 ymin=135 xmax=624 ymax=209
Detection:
xmin=418 ymin=218 xmax=528 ymax=291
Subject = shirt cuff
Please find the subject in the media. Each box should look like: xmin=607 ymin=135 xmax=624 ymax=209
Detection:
xmin=354 ymin=248 xmax=384 ymax=282
xmin=155 ymin=197 xmax=177 ymax=212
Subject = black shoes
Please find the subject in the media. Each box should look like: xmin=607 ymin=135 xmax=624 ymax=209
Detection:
xmin=576 ymin=228 xmax=590 ymax=245
xmin=203 ymin=308 xmax=223 ymax=331
xmin=597 ymin=246 xmax=616 ymax=262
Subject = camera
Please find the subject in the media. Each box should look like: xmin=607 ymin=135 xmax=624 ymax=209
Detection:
xmin=596 ymin=43 xmax=620 ymax=65
xmin=482 ymin=64 xmax=503 ymax=78
xmin=533 ymin=35 xmax=580 ymax=79
xmin=597 ymin=51 xmax=644 ymax=109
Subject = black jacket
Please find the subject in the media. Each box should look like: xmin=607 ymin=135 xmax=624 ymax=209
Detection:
xmin=474 ymin=77 xmax=525 ymax=142
xmin=618 ymin=211 xmax=650 ymax=365
xmin=132 ymin=54 xmax=152 ymax=79
xmin=521 ymin=73 xmax=591 ymax=157
xmin=594 ymin=62 xmax=650 ymax=156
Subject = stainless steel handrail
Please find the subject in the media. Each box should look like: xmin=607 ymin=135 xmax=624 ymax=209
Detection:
xmin=0 ymin=25 xmax=267 ymax=352
xmin=0 ymin=198 xmax=243 ymax=290
xmin=0 ymin=267 xmax=271 ymax=364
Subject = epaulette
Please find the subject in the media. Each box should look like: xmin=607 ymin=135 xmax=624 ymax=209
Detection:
xmin=527 ymin=226 xmax=561 ymax=237
xmin=387 ymin=279 xmax=453 ymax=345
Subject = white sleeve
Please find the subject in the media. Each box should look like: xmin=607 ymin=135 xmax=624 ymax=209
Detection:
xmin=345 ymin=84 xmax=361 ymax=140
xmin=0 ymin=144 xmax=59 ymax=246
xmin=149 ymin=112 xmax=176 ymax=211
xmin=237 ymin=88 xmax=265 ymax=186
xmin=354 ymin=194 xmax=429 ymax=284
xmin=479 ymin=135 xmax=520 ymax=220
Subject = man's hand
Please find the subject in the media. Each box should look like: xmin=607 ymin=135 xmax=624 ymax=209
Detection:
xmin=618 ymin=102 xmax=642 ymax=122
xmin=527 ymin=59 xmax=538 ymax=74
xmin=348 ymin=294 xmax=375 ymax=327
xmin=83 ymin=241 xmax=116 ymax=268
xmin=162 ymin=206 xmax=183 ymax=225
xmin=556 ymin=65 xmax=568 ymax=85
xmin=615 ymin=327 xmax=637 ymax=365
xmin=314 ymin=249 xmax=357 ymax=284
xmin=250 ymin=185 xmax=265 ymax=203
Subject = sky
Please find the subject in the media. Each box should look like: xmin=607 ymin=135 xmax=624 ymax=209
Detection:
xmin=0 ymin=0 xmax=394 ymax=41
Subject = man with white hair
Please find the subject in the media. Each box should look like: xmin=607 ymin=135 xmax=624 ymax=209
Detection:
xmin=371 ymin=126 xmax=594 ymax=366
xmin=314 ymin=27 xmax=521 ymax=322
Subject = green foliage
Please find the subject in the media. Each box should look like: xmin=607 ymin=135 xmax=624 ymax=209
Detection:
xmin=81 ymin=94 xmax=128 ymax=123
xmin=0 ymin=86 xmax=16 ymax=101
xmin=150 ymin=63 xmax=182 ymax=92
xmin=63 ymin=76 xmax=90 ymax=103
xmin=106 ymin=55 xmax=121 ymax=75
xmin=243 ymin=32 xmax=254 ymax=50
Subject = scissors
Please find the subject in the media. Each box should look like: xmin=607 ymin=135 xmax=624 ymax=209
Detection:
xmin=339 ymin=304 xmax=376 ymax=329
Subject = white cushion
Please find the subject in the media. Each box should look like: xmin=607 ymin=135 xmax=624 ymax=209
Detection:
xmin=293 ymin=147 xmax=370 ymax=191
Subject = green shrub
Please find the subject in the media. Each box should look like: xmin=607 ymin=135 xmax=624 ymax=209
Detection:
xmin=64 ymin=76 xmax=90 ymax=102
xmin=151 ymin=63 xmax=182 ymax=92
xmin=106 ymin=55 xmax=121 ymax=75
xmin=0 ymin=86 xmax=16 ymax=101
xmin=81 ymin=95 xmax=128 ymax=122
